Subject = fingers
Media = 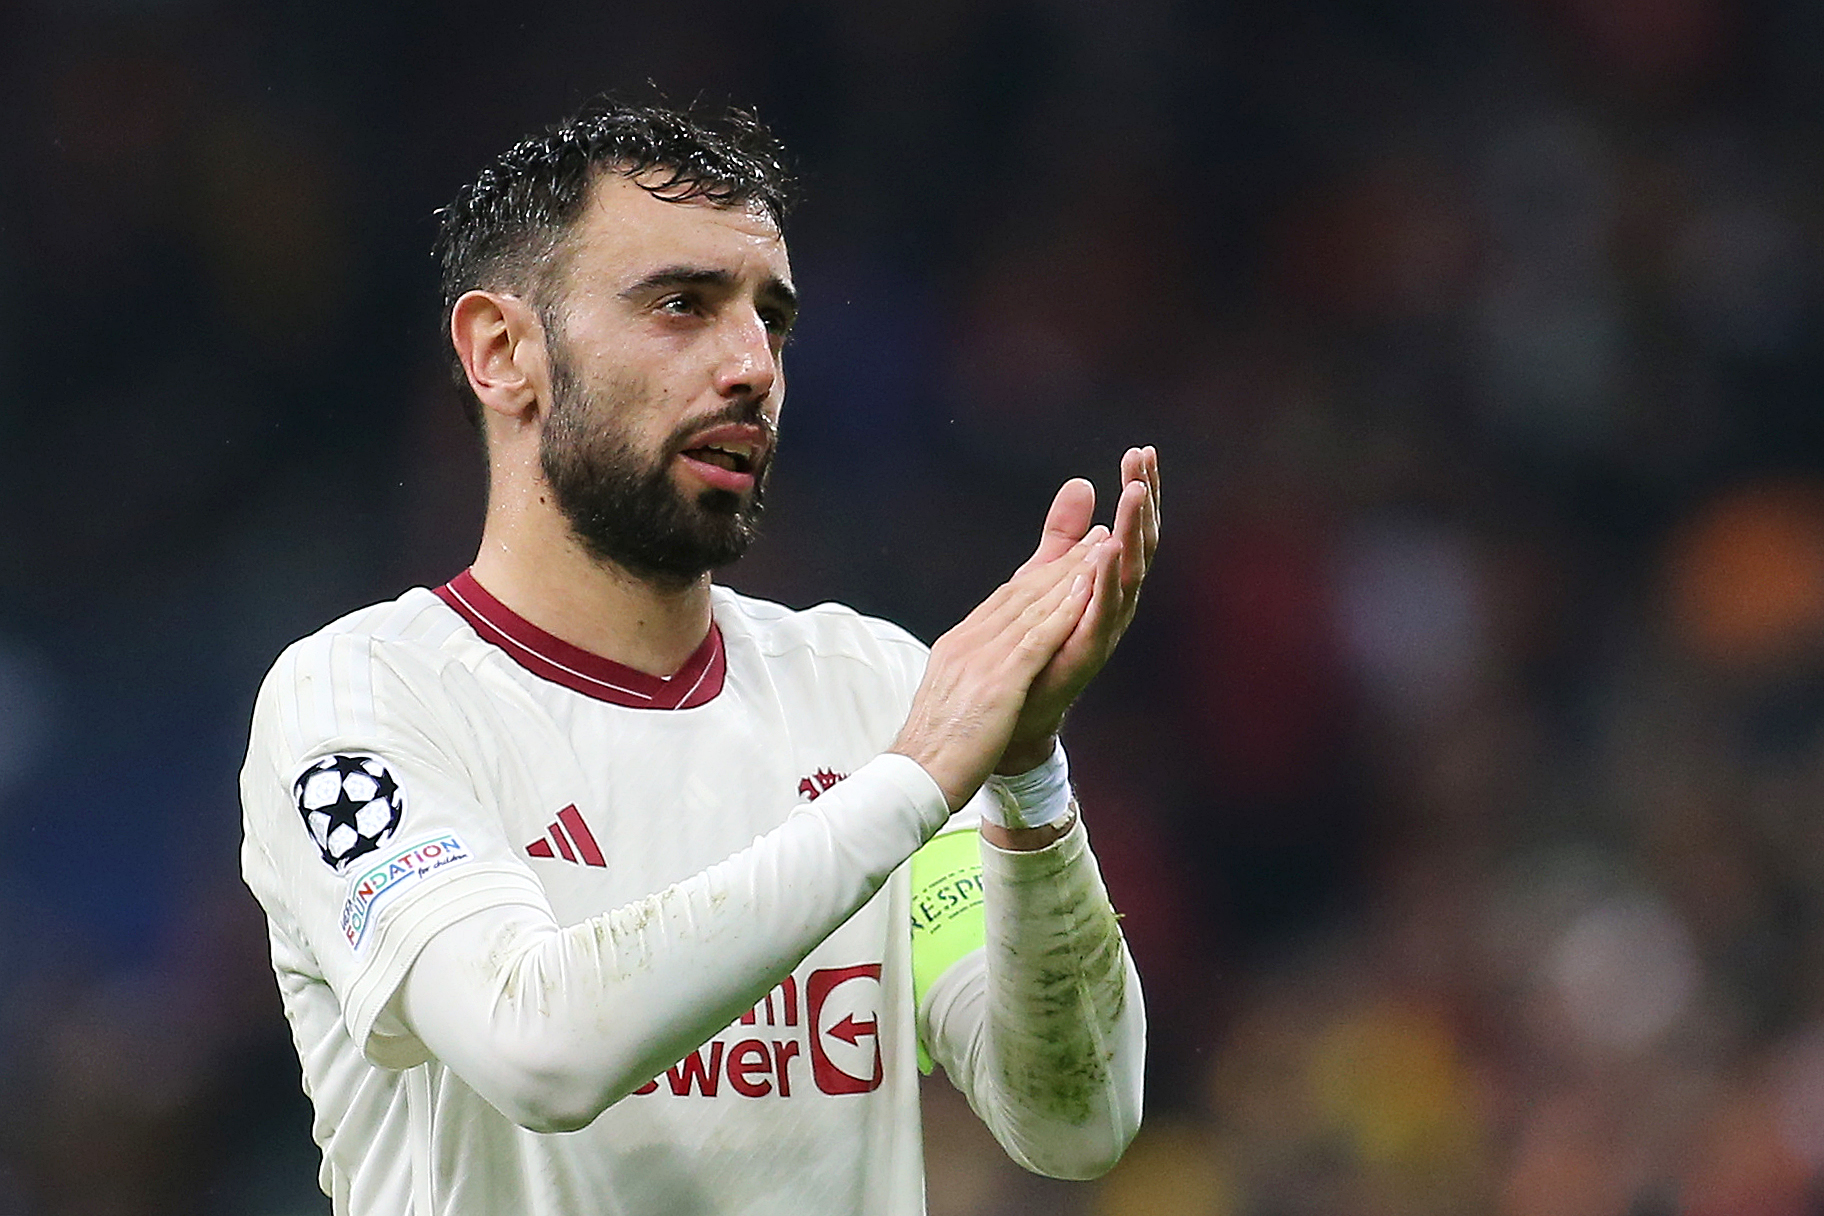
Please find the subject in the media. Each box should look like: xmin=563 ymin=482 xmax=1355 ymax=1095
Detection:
xmin=1067 ymin=511 xmax=1128 ymax=655
xmin=1110 ymin=478 xmax=1149 ymax=596
xmin=1121 ymin=445 xmax=1145 ymax=486
xmin=894 ymin=526 xmax=1103 ymax=811
xmin=1089 ymin=519 xmax=1124 ymax=631
xmin=1024 ymin=477 xmax=1097 ymax=568
xmin=979 ymin=446 xmax=1160 ymax=772
xmin=968 ymin=444 xmax=1157 ymax=669
xmin=1135 ymin=445 xmax=1160 ymax=562
xmin=974 ymin=529 xmax=1103 ymax=669
xmin=1021 ymin=450 xmax=1158 ymax=578
xmin=1105 ymin=445 xmax=1159 ymax=598
xmin=1118 ymin=444 xmax=1161 ymax=561
xmin=1009 ymin=548 xmax=1096 ymax=675
xmin=972 ymin=523 xmax=1107 ymax=637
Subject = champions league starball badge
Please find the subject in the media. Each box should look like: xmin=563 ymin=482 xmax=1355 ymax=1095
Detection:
xmin=294 ymin=754 xmax=407 ymax=871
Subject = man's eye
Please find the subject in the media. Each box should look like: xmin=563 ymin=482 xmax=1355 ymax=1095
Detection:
xmin=658 ymin=295 xmax=697 ymax=316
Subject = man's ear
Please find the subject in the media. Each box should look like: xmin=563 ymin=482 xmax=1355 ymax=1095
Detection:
xmin=450 ymin=290 xmax=549 ymax=425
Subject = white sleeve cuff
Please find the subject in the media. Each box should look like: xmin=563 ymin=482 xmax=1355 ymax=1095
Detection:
xmin=855 ymin=751 xmax=954 ymax=836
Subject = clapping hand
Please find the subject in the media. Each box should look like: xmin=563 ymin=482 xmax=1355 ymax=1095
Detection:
xmin=997 ymin=446 xmax=1161 ymax=775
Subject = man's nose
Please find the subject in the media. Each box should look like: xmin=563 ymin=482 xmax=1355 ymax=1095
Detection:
xmin=713 ymin=311 xmax=780 ymax=400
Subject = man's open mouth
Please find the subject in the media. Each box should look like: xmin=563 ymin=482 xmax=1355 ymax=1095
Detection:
xmin=683 ymin=443 xmax=757 ymax=474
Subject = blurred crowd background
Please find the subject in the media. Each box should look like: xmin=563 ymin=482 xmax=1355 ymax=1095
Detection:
xmin=4 ymin=0 xmax=1824 ymax=1212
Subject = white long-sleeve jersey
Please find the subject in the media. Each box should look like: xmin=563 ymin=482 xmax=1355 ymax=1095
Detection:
xmin=239 ymin=571 xmax=1144 ymax=1215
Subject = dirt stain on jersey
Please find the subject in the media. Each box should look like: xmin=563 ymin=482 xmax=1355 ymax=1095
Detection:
xmin=593 ymin=877 xmax=733 ymax=979
xmin=481 ymin=918 xmax=540 ymax=1012
xmin=995 ymin=889 xmax=1129 ymax=1128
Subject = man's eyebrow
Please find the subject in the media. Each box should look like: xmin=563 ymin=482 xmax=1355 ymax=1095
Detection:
xmin=618 ymin=266 xmax=735 ymax=298
xmin=760 ymin=276 xmax=799 ymax=321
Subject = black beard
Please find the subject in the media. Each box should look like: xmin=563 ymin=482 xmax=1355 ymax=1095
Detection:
xmin=539 ymin=362 xmax=771 ymax=590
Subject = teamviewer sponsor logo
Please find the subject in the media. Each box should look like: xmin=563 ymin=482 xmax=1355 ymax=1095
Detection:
xmin=339 ymin=834 xmax=471 ymax=952
xmin=632 ymin=963 xmax=884 ymax=1099
xmin=806 ymin=964 xmax=882 ymax=1094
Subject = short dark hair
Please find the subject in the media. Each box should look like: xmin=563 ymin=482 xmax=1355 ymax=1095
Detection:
xmin=434 ymin=97 xmax=797 ymax=429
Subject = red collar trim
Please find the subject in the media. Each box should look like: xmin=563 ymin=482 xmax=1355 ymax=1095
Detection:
xmin=433 ymin=570 xmax=726 ymax=710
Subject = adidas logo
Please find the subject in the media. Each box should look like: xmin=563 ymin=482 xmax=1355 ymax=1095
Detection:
xmin=526 ymin=805 xmax=606 ymax=867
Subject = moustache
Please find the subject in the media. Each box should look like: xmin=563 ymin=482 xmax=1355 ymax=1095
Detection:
xmin=665 ymin=398 xmax=780 ymax=465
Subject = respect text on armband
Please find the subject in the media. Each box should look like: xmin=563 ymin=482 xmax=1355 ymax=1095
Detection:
xmin=907 ymin=834 xmax=987 ymax=1037
xmin=340 ymin=834 xmax=472 ymax=952
xmin=909 ymin=868 xmax=983 ymax=937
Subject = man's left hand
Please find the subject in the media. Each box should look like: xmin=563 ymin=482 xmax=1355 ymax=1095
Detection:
xmin=997 ymin=445 xmax=1161 ymax=774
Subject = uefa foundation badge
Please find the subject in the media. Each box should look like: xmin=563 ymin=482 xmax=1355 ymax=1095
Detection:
xmin=340 ymin=834 xmax=472 ymax=952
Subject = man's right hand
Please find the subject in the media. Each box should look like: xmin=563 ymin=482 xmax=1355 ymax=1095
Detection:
xmin=889 ymin=528 xmax=1106 ymax=812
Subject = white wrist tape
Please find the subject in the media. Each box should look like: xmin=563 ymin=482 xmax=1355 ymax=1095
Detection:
xmin=984 ymin=740 xmax=1073 ymax=830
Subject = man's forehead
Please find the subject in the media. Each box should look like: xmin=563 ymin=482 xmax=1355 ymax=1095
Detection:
xmin=575 ymin=171 xmax=788 ymax=275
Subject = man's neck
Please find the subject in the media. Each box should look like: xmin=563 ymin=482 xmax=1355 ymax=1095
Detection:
xmin=469 ymin=506 xmax=714 ymax=679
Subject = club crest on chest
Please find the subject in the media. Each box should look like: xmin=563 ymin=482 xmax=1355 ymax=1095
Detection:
xmin=798 ymin=768 xmax=847 ymax=802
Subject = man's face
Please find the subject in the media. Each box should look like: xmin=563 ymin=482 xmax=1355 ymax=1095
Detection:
xmin=534 ymin=172 xmax=796 ymax=587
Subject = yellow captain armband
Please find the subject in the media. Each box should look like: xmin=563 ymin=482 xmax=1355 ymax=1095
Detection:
xmin=908 ymin=828 xmax=987 ymax=1074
